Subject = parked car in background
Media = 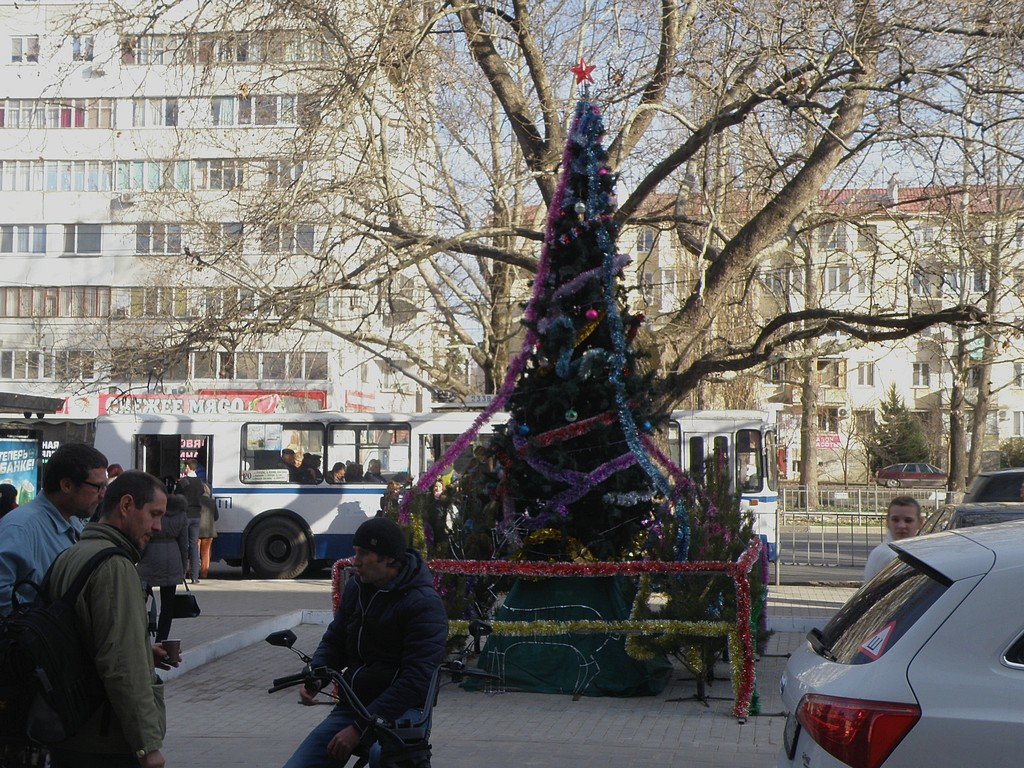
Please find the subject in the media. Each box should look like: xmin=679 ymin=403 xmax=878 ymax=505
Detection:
xmin=921 ymin=502 xmax=1024 ymax=535
xmin=778 ymin=523 xmax=1024 ymax=768
xmin=962 ymin=467 xmax=1024 ymax=502
xmin=874 ymin=462 xmax=947 ymax=488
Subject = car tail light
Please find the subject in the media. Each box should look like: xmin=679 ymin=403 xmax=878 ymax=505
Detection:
xmin=796 ymin=694 xmax=920 ymax=768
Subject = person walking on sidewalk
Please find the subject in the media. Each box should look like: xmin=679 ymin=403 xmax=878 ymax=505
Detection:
xmin=175 ymin=460 xmax=204 ymax=583
xmin=45 ymin=470 xmax=173 ymax=768
xmin=0 ymin=442 xmax=108 ymax=615
xmin=137 ymin=493 xmax=189 ymax=641
xmin=864 ymin=495 xmax=923 ymax=582
xmin=281 ymin=518 xmax=448 ymax=768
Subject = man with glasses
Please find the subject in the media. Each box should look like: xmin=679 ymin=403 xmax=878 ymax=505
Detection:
xmin=0 ymin=442 xmax=108 ymax=616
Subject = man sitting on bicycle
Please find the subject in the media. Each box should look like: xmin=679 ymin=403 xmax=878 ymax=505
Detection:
xmin=282 ymin=518 xmax=448 ymax=768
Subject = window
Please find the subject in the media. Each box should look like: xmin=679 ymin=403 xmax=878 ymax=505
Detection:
xmin=917 ymin=225 xmax=937 ymax=245
xmin=135 ymin=223 xmax=182 ymax=255
xmin=261 ymin=352 xmax=290 ymax=379
xmin=818 ymin=222 xmax=847 ymax=251
xmin=1015 ymin=363 xmax=1024 ymax=388
xmin=856 ymin=362 xmax=874 ymax=386
xmin=972 ymin=267 xmax=988 ymax=293
xmin=210 ymin=96 xmax=234 ymax=125
xmin=262 ymin=224 xmax=314 ymax=254
xmin=854 ymin=410 xmax=876 ymax=435
xmin=857 ymin=224 xmax=877 ymax=250
xmin=687 ymin=436 xmax=705 ymax=484
xmin=53 ymin=350 xmax=97 ymax=381
xmin=63 ymin=224 xmax=101 ymax=254
xmin=193 ymin=159 xmax=244 ymax=190
xmin=0 ymin=225 xmax=46 ymax=254
xmin=11 ymin=36 xmax=40 ymax=63
xmin=131 ymin=98 xmax=178 ymax=127
xmin=330 ymin=423 xmax=410 ymax=484
xmin=115 ymin=160 xmax=168 ymax=190
xmin=816 ymin=358 xmax=845 ymax=388
xmin=912 ymin=362 xmax=931 ymax=388
xmin=0 ymin=287 xmax=109 ymax=318
xmin=943 ymin=270 xmax=962 ymax=294
xmin=211 ymin=222 xmax=244 ymax=250
xmin=824 ymin=264 xmax=852 ymax=294
xmin=71 ymin=35 xmax=94 ymax=61
xmin=265 ymin=159 xmax=303 ymax=188
xmin=127 ymin=287 xmax=187 ymax=317
xmin=1015 ymin=412 xmax=1024 ymax=438
xmin=911 ymin=270 xmax=937 ymax=297
xmin=658 ymin=269 xmax=679 ymax=310
xmin=817 ymin=407 xmax=840 ymax=433
xmin=966 ymin=366 xmax=981 ymax=389
xmin=816 ymin=561 xmax=949 ymax=664
xmin=636 ymin=227 xmax=656 ymax=254
xmin=766 ymin=362 xmax=786 ymax=384
xmin=304 ymin=352 xmax=328 ymax=379
xmin=240 ymin=422 xmax=324 ymax=484
xmin=735 ymin=429 xmax=763 ymax=493
xmin=130 ymin=34 xmax=187 ymax=65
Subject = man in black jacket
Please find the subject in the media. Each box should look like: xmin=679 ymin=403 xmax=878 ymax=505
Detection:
xmin=282 ymin=518 xmax=448 ymax=768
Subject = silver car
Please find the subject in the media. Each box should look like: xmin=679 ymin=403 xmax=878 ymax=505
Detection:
xmin=778 ymin=523 xmax=1024 ymax=768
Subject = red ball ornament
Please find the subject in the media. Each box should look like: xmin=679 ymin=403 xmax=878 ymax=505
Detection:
xmin=585 ymin=309 xmax=599 ymax=321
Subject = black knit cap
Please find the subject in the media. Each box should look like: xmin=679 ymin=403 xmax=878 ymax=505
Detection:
xmin=352 ymin=517 xmax=407 ymax=561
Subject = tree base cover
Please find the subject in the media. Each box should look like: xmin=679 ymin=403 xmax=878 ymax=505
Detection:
xmin=470 ymin=576 xmax=671 ymax=697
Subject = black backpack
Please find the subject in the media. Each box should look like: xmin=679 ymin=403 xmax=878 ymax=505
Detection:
xmin=0 ymin=547 xmax=129 ymax=746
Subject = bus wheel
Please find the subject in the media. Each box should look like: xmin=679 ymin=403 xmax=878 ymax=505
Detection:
xmin=246 ymin=518 xmax=309 ymax=579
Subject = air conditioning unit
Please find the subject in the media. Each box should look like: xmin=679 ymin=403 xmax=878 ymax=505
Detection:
xmin=89 ymin=64 xmax=107 ymax=76
xmin=117 ymin=192 xmax=136 ymax=206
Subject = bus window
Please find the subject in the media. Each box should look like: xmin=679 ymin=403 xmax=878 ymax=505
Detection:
xmin=712 ymin=436 xmax=729 ymax=483
xmin=240 ymin=422 xmax=324 ymax=484
xmin=688 ymin=436 xmax=705 ymax=482
xmin=736 ymin=429 xmax=763 ymax=493
xmin=328 ymin=424 xmax=410 ymax=484
xmin=765 ymin=430 xmax=778 ymax=491
xmin=420 ymin=434 xmax=487 ymax=484
xmin=667 ymin=423 xmax=681 ymax=469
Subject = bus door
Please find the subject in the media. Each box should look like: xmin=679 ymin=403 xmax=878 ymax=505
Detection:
xmin=135 ymin=433 xmax=213 ymax=491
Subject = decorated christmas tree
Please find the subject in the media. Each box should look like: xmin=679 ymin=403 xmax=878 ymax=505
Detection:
xmin=489 ymin=59 xmax=688 ymax=565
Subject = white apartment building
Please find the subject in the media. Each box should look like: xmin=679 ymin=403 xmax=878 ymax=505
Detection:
xmin=626 ymin=183 xmax=1024 ymax=483
xmin=0 ymin=0 xmax=436 ymax=420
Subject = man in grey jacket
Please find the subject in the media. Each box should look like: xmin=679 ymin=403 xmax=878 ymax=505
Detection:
xmin=46 ymin=470 xmax=172 ymax=768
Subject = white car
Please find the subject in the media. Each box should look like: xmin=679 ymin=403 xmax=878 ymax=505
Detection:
xmin=778 ymin=522 xmax=1024 ymax=768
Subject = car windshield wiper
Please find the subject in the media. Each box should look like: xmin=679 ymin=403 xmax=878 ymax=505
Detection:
xmin=807 ymin=627 xmax=837 ymax=662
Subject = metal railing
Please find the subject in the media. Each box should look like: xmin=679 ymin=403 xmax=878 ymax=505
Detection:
xmin=773 ymin=485 xmax=959 ymax=571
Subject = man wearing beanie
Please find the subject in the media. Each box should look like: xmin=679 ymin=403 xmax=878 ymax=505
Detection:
xmin=282 ymin=517 xmax=447 ymax=767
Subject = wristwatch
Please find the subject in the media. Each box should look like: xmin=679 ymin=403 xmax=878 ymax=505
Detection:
xmin=135 ymin=748 xmax=148 ymax=760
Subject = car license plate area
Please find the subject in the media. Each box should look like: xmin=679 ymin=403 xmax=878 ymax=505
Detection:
xmin=783 ymin=713 xmax=800 ymax=760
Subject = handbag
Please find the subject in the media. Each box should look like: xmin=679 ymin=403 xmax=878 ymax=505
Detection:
xmin=171 ymin=580 xmax=201 ymax=619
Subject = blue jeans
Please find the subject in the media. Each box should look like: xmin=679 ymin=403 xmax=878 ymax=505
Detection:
xmin=282 ymin=707 xmax=426 ymax=768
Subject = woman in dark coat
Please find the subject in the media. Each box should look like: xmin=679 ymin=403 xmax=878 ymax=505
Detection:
xmin=138 ymin=493 xmax=189 ymax=641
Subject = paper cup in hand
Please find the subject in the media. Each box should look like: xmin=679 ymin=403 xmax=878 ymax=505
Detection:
xmin=162 ymin=639 xmax=182 ymax=664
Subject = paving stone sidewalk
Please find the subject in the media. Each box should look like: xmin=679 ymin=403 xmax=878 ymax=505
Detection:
xmin=160 ymin=578 xmax=854 ymax=768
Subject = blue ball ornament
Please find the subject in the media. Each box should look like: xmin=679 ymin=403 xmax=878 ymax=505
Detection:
xmin=642 ymin=420 xmax=652 ymax=432
xmin=518 ymin=424 xmax=531 ymax=436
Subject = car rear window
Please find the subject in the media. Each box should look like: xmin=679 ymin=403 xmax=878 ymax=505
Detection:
xmin=966 ymin=474 xmax=1024 ymax=502
xmin=815 ymin=559 xmax=949 ymax=664
xmin=956 ymin=511 xmax=1024 ymax=528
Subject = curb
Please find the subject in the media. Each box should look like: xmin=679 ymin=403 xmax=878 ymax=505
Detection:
xmin=162 ymin=609 xmax=333 ymax=682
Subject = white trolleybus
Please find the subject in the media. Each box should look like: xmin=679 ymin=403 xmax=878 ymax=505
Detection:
xmin=664 ymin=410 xmax=780 ymax=560
xmin=93 ymin=408 xmax=778 ymax=577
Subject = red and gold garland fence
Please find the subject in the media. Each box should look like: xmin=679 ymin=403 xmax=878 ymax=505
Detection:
xmin=330 ymin=538 xmax=762 ymax=722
